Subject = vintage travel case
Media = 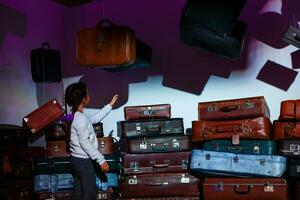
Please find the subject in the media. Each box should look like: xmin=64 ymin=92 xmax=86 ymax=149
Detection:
xmin=46 ymin=141 xmax=69 ymax=157
xmin=190 ymin=150 xmax=287 ymax=177
xmin=279 ymin=99 xmax=300 ymax=120
xmin=278 ymin=140 xmax=300 ymax=157
xmin=192 ymin=117 xmax=272 ymax=144
xmin=273 ymin=121 xmax=300 ymax=140
xmin=198 ymin=96 xmax=270 ymax=120
xmin=124 ymin=104 xmax=171 ymax=120
xmin=123 ymin=151 xmax=190 ymax=175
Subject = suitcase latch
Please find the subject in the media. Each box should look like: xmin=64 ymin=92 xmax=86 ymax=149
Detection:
xmin=214 ymin=182 xmax=224 ymax=192
xmin=264 ymin=184 xmax=274 ymax=192
xmin=53 ymin=144 xmax=59 ymax=152
xmin=233 ymin=156 xmax=239 ymax=163
xmin=130 ymin=162 xmax=139 ymax=172
xmin=260 ymin=159 xmax=266 ymax=165
xmin=253 ymin=144 xmax=260 ymax=154
xmin=244 ymin=101 xmax=254 ymax=109
xmin=136 ymin=123 xmax=141 ymax=133
xmin=182 ymin=160 xmax=188 ymax=169
xmin=140 ymin=139 xmax=148 ymax=150
xmin=172 ymin=139 xmax=180 ymax=148
xmin=97 ymin=192 xmax=108 ymax=199
xmin=207 ymin=104 xmax=216 ymax=112
xmin=180 ymin=174 xmax=190 ymax=183
xmin=128 ymin=176 xmax=137 ymax=185
xmin=143 ymin=107 xmax=155 ymax=116
xmin=290 ymin=144 xmax=300 ymax=155
xmin=100 ymin=141 xmax=105 ymax=148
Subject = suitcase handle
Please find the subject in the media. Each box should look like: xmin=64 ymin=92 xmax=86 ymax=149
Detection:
xmin=215 ymin=125 xmax=241 ymax=133
xmin=233 ymin=185 xmax=252 ymax=195
xmin=153 ymin=163 xmax=169 ymax=168
xmin=146 ymin=125 xmax=161 ymax=135
xmin=145 ymin=182 xmax=168 ymax=186
xmin=219 ymin=105 xmax=239 ymax=112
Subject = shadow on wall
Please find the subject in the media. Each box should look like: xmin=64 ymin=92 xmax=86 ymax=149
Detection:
xmin=0 ymin=4 xmax=27 ymax=49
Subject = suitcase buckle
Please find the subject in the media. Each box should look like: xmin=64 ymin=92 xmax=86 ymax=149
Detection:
xmin=128 ymin=176 xmax=137 ymax=185
xmin=140 ymin=140 xmax=148 ymax=150
xmin=233 ymin=156 xmax=239 ymax=163
xmin=207 ymin=104 xmax=216 ymax=112
xmin=130 ymin=162 xmax=139 ymax=172
xmin=97 ymin=192 xmax=108 ymax=199
xmin=172 ymin=139 xmax=180 ymax=148
xmin=244 ymin=101 xmax=254 ymax=109
xmin=264 ymin=183 xmax=274 ymax=192
xmin=180 ymin=174 xmax=190 ymax=183
xmin=260 ymin=159 xmax=266 ymax=165
xmin=100 ymin=141 xmax=105 ymax=148
xmin=143 ymin=107 xmax=155 ymax=116
xmin=182 ymin=160 xmax=188 ymax=169
xmin=214 ymin=182 xmax=223 ymax=192
xmin=53 ymin=144 xmax=59 ymax=152
xmin=253 ymin=144 xmax=260 ymax=154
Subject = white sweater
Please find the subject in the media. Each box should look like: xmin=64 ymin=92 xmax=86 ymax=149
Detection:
xmin=70 ymin=105 xmax=112 ymax=164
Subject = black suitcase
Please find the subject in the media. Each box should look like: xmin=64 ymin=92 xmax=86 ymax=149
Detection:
xmin=30 ymin=42 xmax=61 ymax=82
xmin=33 ymin=157 xmax=70 ymax=174
xmin=0 ymin=124 xmax=28 ymax=147
xmin=288 ymin=159 xmax=300 ymax=178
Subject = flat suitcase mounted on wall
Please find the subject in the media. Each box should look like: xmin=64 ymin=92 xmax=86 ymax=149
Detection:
xmin=198 ymin=96 xmax=270 ymax=120
xmin=278 ymin=140 xmax=300 ymax=157
xmin=118 ymin=118 xmax=184 ymax=138
xmin=201 ymin=140 xmax=276 ymax=155
xmin=0 ymin=124 xmax=28 ymax=147
xmin=124 ymin=104 xmax=171 ymax=120
xmin=190 ymin=150 xmax=287 ymax=177
xmin=47 ymin=141 xmax=69 ymax=157
xmin=76 ymin=19 xmax=136 ymax=67
xmin=203 ymin=178 xmax=287 ymax=200
xmin=119 ymin=173 xmax=199 ymax=198
xmin=273 ymin=121 xmax=300 ymax=140
xmin=125 ymin=135 xmax=191 ymax=154
xmin=123 ymin=151 xmax=190 ymax=175
xmin=192 ymin=117 xmax=272 ymax=144
xmin=279 ymin=99 xmax=300 ymax=120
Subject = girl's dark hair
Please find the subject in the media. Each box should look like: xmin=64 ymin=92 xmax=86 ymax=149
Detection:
xmin=64 ymin=82 xmax=87 ymax=152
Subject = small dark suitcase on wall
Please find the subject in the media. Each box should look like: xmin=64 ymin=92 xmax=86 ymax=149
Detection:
xmin=279 ymin=99 xmax=300 ymax=120
xmin=30 ymin=42 xmax=61 ymax=82
xmin=47 ymin=141 xmax=69 ymax=157
xmin=273 ymin=121 xmax=300 ymax=140
xmin=278 ymin=140 xmax=300 ymax=157
xmin=198 ymin=96 xmax=270 ymax=120
xmin=124 ymin=104 xmax=171 ymax=120
xmin=202 ymin=178 xmax=287 ymax=200
xmin=123 ymin=151 xmax=190 ymax=175
xmin=118 ymin=118 xmax=184 ymax=138
xmin=119 ymin=173 xmax=200 ymax=198
xmin=0 ymin=180 xmax=33 ymax=200
xmin=0 ymin=124 xmax=28 ymax=147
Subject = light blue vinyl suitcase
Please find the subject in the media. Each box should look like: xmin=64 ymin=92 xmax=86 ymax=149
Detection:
xmin=96 ymin=173 xmax=118 ymax=190
xmin=190 ymin=150 xmax=287 ymax=177
xmin=34 ymin=173 xmax=74 ymax=192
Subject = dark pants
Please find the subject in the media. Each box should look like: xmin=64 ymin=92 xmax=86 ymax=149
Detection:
xmin=69 ymin=156 xmax=96 ymax=200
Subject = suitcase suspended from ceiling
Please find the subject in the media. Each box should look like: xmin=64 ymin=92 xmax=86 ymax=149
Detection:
xmin=279 ymin=99 xmax=300 ymax=120
xmin=190 ymin=149 xmax=287 ymax=177
xmin=76 ymin=19 xmax=136 ymax=67
xmin=198 ymin=96 xmax=270 ymax=120
xmin=273 ymin=121 xmax=300 ymax=140
xmin=202 ymin=178 xmax=288 ymax=200
xmin=124 ymin=104 xmax=171 ymax=121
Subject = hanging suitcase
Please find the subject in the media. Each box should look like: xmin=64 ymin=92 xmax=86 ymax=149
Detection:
xmin=47 ymin=141 xmax=69 ymax=157
xmin=34 ymin=173 xmax=74 ymax=192
xmin=124 ymin=104 xmax=171 ymax=121
xmin=125 ymin=135 xmax=191 ymax=154
xmin=273 ymin=121 xmax=300 ymax=140
xmin=201 ymin=140 xmax=276 ymax=155
xmin=23 ymin=99 xmax=64 ymax=135
xmin=279 ymin=99 xmax=300 ymax=120
xmin=198 ymin=96 xmax=270 ymax=120
xmin=278 ymin=140 xmax=300 ymax=157
xmin=34 ymin=157 xmax=70 ymax=175
xmin=119 ymin=173 xmax=199 ymax=198
xmin=45 ymin=123 xmax=66 ymax=141
xmin=118 ymin=118 xmax=184 ymax=138
xmin=192 ymin=117 xmax=272 ymax=144
xmin=203 ymin=178 xmax=287 ymax=200
xmin=190 ymin=150 xmax=287 ymax=177
xmin=0 ymin=124 xmax=28 ymax=147
xmin=123 ymin=151 xmax=190 ymax=175
xmin=288 ymin=159 xmax=300 ymax=177
xmin=0 ymin=180 xmax=33 ymax=200
xmin=76 ymin=19 xmax=136 ymax=67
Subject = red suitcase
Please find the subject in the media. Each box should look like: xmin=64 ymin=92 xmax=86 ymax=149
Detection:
xmin=124 ymin=104 xmax=171 ymax=120
xmin=119 ymin=173 xmax=199 ymax=198
xmin=123 ymin=151 xmax=190 ymax=175
xmin=203 ymin=178 xmax=287 ymax=200
xmin=46 ymin=141 xmax=69 ymax=157
xmin=23 ymin=99 xmax=64 ymax=134
xmin=273 ymin=121 xmax=300 ymax=140
xmin=198 ymin=96 xmax=270 ymax=120
xmin=192 ymin=117 xmax=272 ymax=144
xmin=279 ymin=99 xmax=300 ymax=120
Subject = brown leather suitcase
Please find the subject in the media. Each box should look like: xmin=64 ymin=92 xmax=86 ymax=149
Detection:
xmin=278 ymin=140 xmax=300 ymax=157
xmin=76 ymin=20 xmax=136 ymax=67
xmin=46 ymin=140 xmax=69 ymax=157
xmin=192 ymin=117 xmax=272 ymax=144
xmin=0 ymin=180 xmax=33 ymax=200
xmin=198 ymin=96 xmax=270 ymax=120
xmin=23 ymin=99 xmax=64 ymax=134
xmin=279 ymin=99 xmax=300 ymax=120
xmin=124 ymin=104 xmax=171 ymax=120
xmin=98 ymin=137 xmax=115 ymax=155
xmin=119 ymin=197 xmax=200 ymax=200
xmin=119 ymin=173 xmax=199 ymax=198
xmin=123 ymin=151 xmax=190 ymax=175
xmin=273 ymin=121 xmax=300 ymax=140
xmin=0 ymin=124 xmax=29 ymax=147
xmin=125 ymin=135 xmax=191 ymax=154
xmin=203 ymin=178 xmax=287 ymax=200
xmin=45 ymin=123 xmax=66 ymax=141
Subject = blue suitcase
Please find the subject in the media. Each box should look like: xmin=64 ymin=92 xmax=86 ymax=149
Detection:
xmin=190 ymin=150 xmax=287 ymax=177
xmin=96 ymin=173 xmax=118 ymax=190
xmin=34 ymin=173 xmax=74 ymax=192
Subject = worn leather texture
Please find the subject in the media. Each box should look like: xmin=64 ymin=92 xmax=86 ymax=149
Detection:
xmin=279 ymin=99 xmax=300 ymax=120
xmin=273 ymin=121 xmax=300 ymax=140
xmin=124 ymin=104 xmax=171 ymax=120
xmin=46 ymin=141 xmax=69 ymax=157
xmin=190 ymin=150 xmax=287 ymax=177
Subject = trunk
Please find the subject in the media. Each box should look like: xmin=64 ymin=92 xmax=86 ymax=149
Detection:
xmin=34 ymin=157 xmax=70 ymax=174
xmin=124 ymin=104 xmax=171 ymax=120
xmin=279 ymin=99 xmax=300 ymax=120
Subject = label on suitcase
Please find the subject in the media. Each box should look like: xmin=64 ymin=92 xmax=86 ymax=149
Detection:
xmin=190 ymin=150 xmax=287 ymax=177
xmin=34 ymin=157 xmax=70 ymax=175
xmin=23 ymin=99 xmax=64 ymax=135
xmin=203 ymin=178 xmax=287 ymax=200
xmin=118 ymin=118 xmax=184 ymax=138
xmin=126 ymin=135 xmax=191 ymax=154
xmin=0 ymin=124 xmax=28 ymax=147
xmin=278 ymin=140 xmax=300 ymax=157
xmin=273 ymin=121 xmax=300 ymax=140
xmin=47 ymin=141 xmax=69 ymax=157
xmin=279 ymin=99 xmax=300 ymax=120
xmin=288 ymin=159 xmax=300 ymax=177
xmin=192 ymin=117 xmax=272 ymax=143
xmin=198 ymin=96 xmax=270 ymax=120
xmin=201 ymin=140 xmax=276 ymax=155
xmin=124 ymin=104 xmax=171 ymax=120
xmin=123 ymin=151 xmax=190 ymax=175
xmin=119 ymin=173 xmax=199 ymax=198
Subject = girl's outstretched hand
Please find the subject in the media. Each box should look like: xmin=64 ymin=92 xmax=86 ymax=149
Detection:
xmin=109 ymin=94 xmax=118 ymax=107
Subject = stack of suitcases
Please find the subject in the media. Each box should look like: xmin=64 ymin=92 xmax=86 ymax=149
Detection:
xmin=190 ymin=96 xmax=288 ymax=200
xmin=274 ymin=99 xmax=300 ymax=200
xmin=118 ymin=104 xmax=200 ymax=199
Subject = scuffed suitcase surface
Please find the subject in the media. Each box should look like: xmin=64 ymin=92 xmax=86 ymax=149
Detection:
xmin=119 ymin=173 xmax=199 ymax=198
xmin=98 ymin=137 xmax=115 ymax=155
xmin=203 ymin=178 xmax=287 ymax=200
xmin=123 ymin=151 xmax=190 ymax=175
xmin=273 ymin=121 xmax=300 ymax=140
xmin=198 ymin=96 xmax=270 ymax=120
xmin=192 ymin=117 xmax=272 ymax=143
xmin=119 ymin=118 xmax=184 ymax=138
xmin=124 ymin=104 xmax=171 ymax=120
xmin=126 ymin=135 xmax=191 ymax=154
xmin=190 ymin=150 xmax=287 ymax=177
xmin=279 ymin=99 xmax=300 ymax=120
xmin=278 ymin=140 xmax=300 ymax=157
xmin=201 ymin=140 xmax=276 ymax=155
xmin=0 ymin=180 xmax=33 ymax=200
xmin=0 ymin=124 xmax=28 ymax=147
